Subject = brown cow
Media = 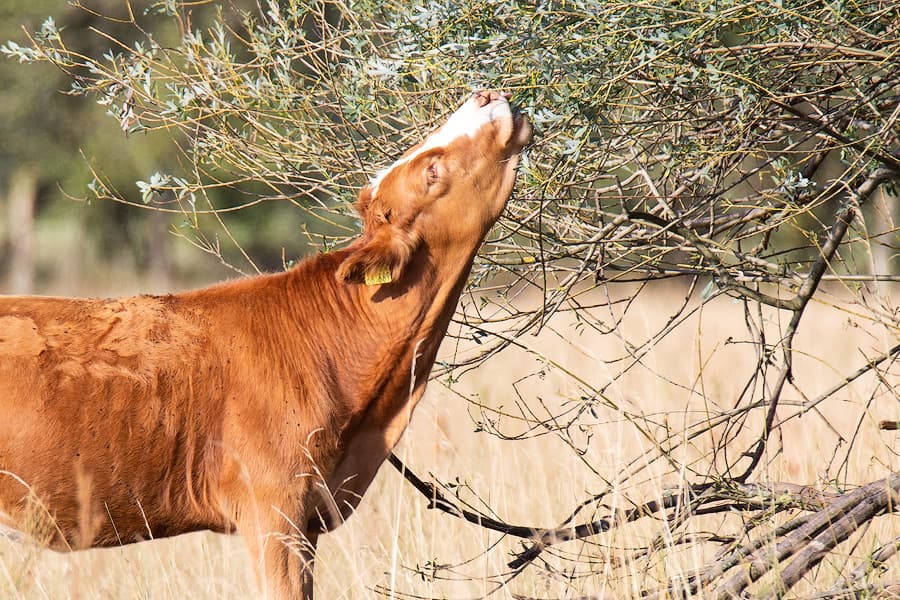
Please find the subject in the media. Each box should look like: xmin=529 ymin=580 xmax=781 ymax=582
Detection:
xmin=0 ymin=90 xmax=531 ymax=598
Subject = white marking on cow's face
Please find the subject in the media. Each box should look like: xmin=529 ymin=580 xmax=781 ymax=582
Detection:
xmin=370 ymin=92 xmax=513 ymax=194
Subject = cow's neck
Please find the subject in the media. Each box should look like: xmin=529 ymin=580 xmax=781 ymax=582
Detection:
xmin=330 ymin=239 xmax=476 ymax=450
xmin=362 ymin=238 xmax=477 ymax=395
xmin=277 ymin=239 xmax=480 ymax=532
xmin=280 ymin=238 xmax=478 ymax=414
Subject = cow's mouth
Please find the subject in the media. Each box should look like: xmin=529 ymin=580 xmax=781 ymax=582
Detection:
xmin=510 ymin=105 xmax=533 ymax=147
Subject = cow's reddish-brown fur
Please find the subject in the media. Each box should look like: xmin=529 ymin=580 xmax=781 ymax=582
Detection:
xmin=0 ymin=90 xmax=530 ymax=599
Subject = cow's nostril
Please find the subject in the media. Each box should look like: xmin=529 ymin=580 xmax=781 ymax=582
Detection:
xmin=473 ymin=90 xmax=506 ymax=107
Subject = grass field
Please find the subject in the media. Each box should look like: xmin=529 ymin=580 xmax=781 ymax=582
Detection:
xmin=1 ymin=282 xmax=897 ymax=599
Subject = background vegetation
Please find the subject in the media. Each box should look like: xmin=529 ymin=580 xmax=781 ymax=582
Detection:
xmin=0 ymin=0 xmax=897 ymax=598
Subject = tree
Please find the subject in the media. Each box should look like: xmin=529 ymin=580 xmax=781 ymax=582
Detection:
xmin=5 ymin=0 xmax=898 ymax=597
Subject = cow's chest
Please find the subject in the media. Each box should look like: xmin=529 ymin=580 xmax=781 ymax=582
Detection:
xmin=305 ymin=385 xmax=424 ymax=533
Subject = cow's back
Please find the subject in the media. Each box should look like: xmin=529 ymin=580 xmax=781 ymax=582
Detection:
xmin=0 ymin=294 xmax=231 ymax=548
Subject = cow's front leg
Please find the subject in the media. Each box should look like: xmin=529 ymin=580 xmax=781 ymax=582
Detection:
xmin=300 ymin=532 xmax=318 ymax=599
xmin=238 ymin=489 xmax=317 ymax=599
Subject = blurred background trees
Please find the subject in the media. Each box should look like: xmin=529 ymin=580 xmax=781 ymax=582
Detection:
xmin=0 ymin=0 xmax=318 ymax=294
xmin=1 ymin=0 xmax=897 ymax=597
xmin=2 ymin=1 xmax=164 ymax=293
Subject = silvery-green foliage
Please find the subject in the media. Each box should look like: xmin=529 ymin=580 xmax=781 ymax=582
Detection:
xmin=7 ymin=0 xmax=899 ymax=307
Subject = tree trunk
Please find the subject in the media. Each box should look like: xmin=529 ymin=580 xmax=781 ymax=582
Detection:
xmin=5 ymin=167 xmax=37 ymax=295
xmin=870 ymin=187 xmax=897 ymax=277
xmin=146 ymin=209 xmax=171 ymax=292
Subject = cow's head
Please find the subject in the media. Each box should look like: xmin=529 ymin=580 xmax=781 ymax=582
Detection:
xmin=337 ymin=90 xmax=532 ymax=285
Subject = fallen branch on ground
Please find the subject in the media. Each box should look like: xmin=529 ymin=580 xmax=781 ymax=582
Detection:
xmin=391 ymin=454 xmax=900 ymax=596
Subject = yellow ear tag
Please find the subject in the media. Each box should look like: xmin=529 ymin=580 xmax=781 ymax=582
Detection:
xmin=364 ymin=266 xmax=392 ymax=286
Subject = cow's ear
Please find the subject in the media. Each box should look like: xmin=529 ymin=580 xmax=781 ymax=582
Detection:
xmin=412 ymin=149 xmax=447 ymax=197
xmin=336 ymin=225 xmax=416 ymax=286
xmin=355 ymin=185 xmax=374 ymax=218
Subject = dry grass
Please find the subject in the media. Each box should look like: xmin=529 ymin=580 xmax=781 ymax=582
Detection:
xmin=1 ymin=284 xmax=897 ymax=599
